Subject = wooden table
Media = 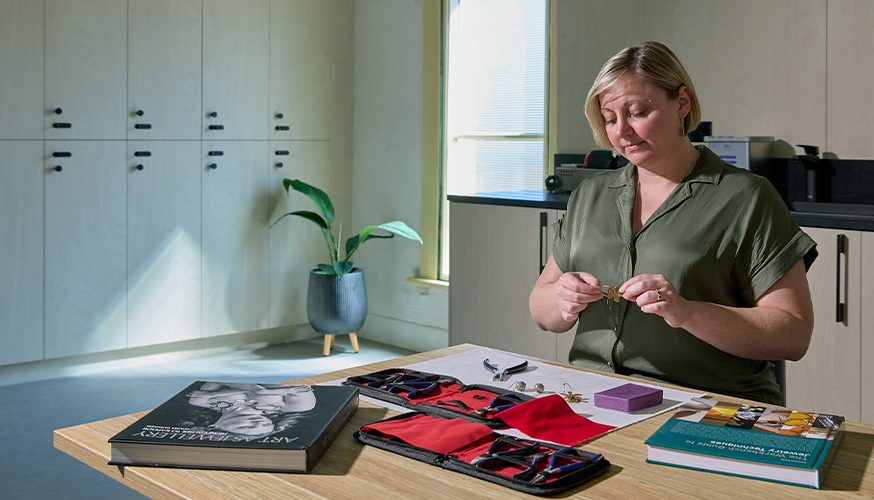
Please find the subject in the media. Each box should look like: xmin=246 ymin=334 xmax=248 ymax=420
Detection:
xmin=55 ymin=344 xmax=874 ymax=498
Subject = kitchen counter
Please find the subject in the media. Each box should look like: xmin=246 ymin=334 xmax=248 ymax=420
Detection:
xmin=448 ymin=190 xmax=874 ymax=232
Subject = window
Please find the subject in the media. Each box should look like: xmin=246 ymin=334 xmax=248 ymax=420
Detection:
xmin=439 ymin=0 xmax=548 ymax=279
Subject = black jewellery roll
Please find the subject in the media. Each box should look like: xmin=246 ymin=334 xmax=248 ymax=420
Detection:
xmin=344 ymin=368 xmax=611 ymax=495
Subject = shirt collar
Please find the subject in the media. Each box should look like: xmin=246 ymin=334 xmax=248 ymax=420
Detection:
xmin=607 ymin=145 xmax=724 ymax=188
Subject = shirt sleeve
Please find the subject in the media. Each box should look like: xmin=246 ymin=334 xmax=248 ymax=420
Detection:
xmin=737 ymin=177 xmax=817 ymax=302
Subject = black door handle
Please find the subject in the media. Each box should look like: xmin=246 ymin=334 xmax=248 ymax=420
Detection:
xmin=836 ymin=234 xmax=848 ymax=324
xmin=52 ymin=151 xmax=72 ymax=158
xmin=208 ymin=163 xmax=218 ymax=170
xmin=134 ymin=151 xmax=151 ymax=157
xmin=135 ymin=164 xmax=144 ymax=171
xmin=539 ymin=212 xmax=548 ymax=273
xmin=275 ymin=150 xmax=289 ymax=156
xmin=275 ymin=125 xmax=289 ymax=131
xmin=208 ymin=124 xmax=224 ymax=130
xmin=134 ymin=123 xmax=152 ymax=129
xmin=52 ymin=123 xmax=71 ymax=128
xmin=53 ymin=165 xmax=63 ymax=172
xmin=208 ymin=151 xmax=224 ymax=156
xmin=275 ymin=162 xmax=283 ymax=168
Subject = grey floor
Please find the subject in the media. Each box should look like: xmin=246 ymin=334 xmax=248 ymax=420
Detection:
xmin=0 ymin=336 xmax=413 ymax=500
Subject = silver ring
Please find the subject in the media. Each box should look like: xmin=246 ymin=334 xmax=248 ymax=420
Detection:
xmin=656 ymin=289 xmax=662 ymax=301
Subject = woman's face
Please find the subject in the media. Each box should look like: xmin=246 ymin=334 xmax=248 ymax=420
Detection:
xmin=598 ymin=73 xmax=689 ymax=168
xmin=253 ymin=385 xmax=317 ymax=413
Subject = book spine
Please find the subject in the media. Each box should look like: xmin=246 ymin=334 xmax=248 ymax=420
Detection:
xmin=307 ymin=393 xmax=359 ymax=472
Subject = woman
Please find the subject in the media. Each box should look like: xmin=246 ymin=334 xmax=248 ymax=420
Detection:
xmin=529 ymin=42 xmax=816 ymax=405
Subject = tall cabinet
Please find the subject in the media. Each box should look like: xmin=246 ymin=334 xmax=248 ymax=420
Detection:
xmin=45 ymin=0 xmax=127 ymax=140
xmin=449 ymin=202 xmax=565 ymax=361
xmin=0 ymin=142 xmax=44 ymax=365
xmin=786 ymin=226 xmax=874 ymax=424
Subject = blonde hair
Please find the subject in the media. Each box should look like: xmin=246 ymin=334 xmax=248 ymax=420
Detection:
xmin=584 ymin=42 xmax=701 ymax=149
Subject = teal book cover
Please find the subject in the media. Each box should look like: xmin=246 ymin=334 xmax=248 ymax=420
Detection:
xmin=645 ymin=401 xmax=844 ymax=488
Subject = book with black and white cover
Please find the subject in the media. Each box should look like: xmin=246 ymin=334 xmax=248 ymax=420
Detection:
xmin=109 ymin=381 xmax=358 ymax=473
xmin=645 ymin=400 xmax=845 ymax=488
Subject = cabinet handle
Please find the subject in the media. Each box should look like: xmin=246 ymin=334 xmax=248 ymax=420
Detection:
xmin=208 ymin=163 xmax=218 ymax=170
xmin=134 ymin=151 xmax=151 ymax=157
xmin=539 ymin=212 xmax=548 ymax=274
xmin=134 ymin=109 xmax=144 ymax=117
xmin=208 ymin=111 xmax=218 ymax=118
xmin=208 ymin=150 xmax=224 ymax=156
xmin=836 ymin=234 xmax=848 ymax=324
xmin=275 ymin=150 xmax=289 ymax=156
xmin=135 ymin=164 xmax=144 ymax=171
xmin=275 ymin=161 xmax=284 ymax=168
xmin=54 ymin=108 xmax=63 ymax=115
xmin=275 ymin=125 xmax=289 ymax=131
xmin=52 ymin=151 xmax=72 ymax=158
xmin=208 ymin=124 xmax=224 ymax=130
xmin=52 ymin=122 xmax=71 ymax=128
xmin=275 ymin=112 xmax=284 ymax=119
xmin=53 ymin=165 xmax=63 ymax=172
xmin=134 ymin=123 xmax=152 ymax=129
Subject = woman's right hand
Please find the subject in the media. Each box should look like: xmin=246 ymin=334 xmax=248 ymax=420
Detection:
xmin=554 ymin=271 xmax=604 ymax=322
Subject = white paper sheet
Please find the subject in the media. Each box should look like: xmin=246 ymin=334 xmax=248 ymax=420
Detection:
xmin=329 ymin=345 xmax=705 ymax=435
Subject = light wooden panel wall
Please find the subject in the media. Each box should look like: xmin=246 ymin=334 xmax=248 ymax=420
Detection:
xmin=557 ymin=0 xmax=874 ymax=160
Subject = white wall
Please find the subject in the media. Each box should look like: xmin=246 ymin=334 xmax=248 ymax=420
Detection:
xmin=351 ymin=0 xmax=448 ymax=352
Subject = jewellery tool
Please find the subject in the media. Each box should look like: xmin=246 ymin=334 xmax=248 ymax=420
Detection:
xmin=483 ymin=358 xmax=528 ymax=381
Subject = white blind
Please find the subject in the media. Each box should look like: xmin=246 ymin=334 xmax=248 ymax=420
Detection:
xmin=445 ymin=0 xmax=547 ymax=195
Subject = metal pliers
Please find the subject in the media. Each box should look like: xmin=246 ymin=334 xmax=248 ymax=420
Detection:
xmin=482 ymin=358 xmax=528 ymax=381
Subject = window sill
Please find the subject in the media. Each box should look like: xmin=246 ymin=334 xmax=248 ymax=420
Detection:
xmin=405 ymin=276 xmax=449 ymax=292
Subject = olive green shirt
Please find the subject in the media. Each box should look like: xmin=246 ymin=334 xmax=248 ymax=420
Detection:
xmin=552 ymin=146 xmax=816 ymax=404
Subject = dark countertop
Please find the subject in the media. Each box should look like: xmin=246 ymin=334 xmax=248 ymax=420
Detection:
xmin=448 ymin=190 xmax=874 ymax=232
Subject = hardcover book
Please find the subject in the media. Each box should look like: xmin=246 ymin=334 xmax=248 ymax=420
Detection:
xmin=109 ymin=381 xmax=358 ymax=473
xmin=645 ymin=401 xmax=844 ymax=488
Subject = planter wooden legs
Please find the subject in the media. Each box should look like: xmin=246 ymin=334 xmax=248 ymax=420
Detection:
xmin=323 ymin=332 xmax=359 ymax=356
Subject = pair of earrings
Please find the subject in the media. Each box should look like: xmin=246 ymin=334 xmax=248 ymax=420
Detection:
xmin=510 ymin=381 xmax=585 ymax=404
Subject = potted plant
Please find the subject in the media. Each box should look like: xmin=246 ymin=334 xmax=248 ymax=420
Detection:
xmin=271 ymin=179 xmax=422 ymax=352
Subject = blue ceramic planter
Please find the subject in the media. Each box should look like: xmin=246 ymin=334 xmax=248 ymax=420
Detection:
xmin=306 ymin=269 xmax=367 ymax=334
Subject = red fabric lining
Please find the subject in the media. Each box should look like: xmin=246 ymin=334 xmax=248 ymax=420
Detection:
xmin=361 ymin=414 xmax=493 ymax=454
xmin=496 ymin=394 xmax=616 ymax=446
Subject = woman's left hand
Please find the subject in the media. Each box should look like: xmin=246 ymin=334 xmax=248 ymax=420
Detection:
xmin=620 ymin=274 xmax=688 ymax=328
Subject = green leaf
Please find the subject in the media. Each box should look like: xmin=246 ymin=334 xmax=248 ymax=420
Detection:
xmin=344 ymin=221 xmax=422 ymax=261
xmin=284 ymin=179 xmax=335 ymax=226
xmin=270 ymin=210 xmax=328 ymax=230
xmin=332 ymin=261 xmax=355 ymax=276
xmin=314 ymin=264 xmax=335 ymax=275
xmin=345 ymin=233 xmax=393 ymax=259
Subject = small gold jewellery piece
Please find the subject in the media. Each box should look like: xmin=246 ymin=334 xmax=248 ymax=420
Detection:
xmin=510 ymin=381 xmax=545 ymax=394
xmin=656 ymin=289 xmax=662 ymax=301
xmin=600 ymin=285 xmax=622 ymax=304
xmin=561 ymin=383 xmax=585 ymax=404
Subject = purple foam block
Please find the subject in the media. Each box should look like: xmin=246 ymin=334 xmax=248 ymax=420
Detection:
xmin=593 ymin=383 xmax=663 ymax=412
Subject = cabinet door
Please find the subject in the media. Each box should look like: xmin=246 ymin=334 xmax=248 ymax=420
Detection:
xmin=45 ymin=141 xmax=127 ymax=358
xmin=267 ymin=141 xmax=330 ymax=327
xmin=45 ymin=0 xmax=126 ymax=140
xmin=862 ymin=232 xmax=874 ymax=425
xmin=127 ymin=141 xmax=202 ymax=347
xmin=449 ymin=203 xmax=558 ymax=360
xmin=128 ymin=0 xmax=202 ymax=140
xmin=0 ymin=0 xmax=43 ymax=139
xmin=202 ymin=141 xmax=269 ymax=336
xmin=786 ymin=227 xmax=861 ymax=419
xmin=0 ymin=142 xmax=44 ymax=365
xmin=269 ymin=0 xmax=331 ymax=141
xmin=203 ymin=0 xmax=269 ymax=140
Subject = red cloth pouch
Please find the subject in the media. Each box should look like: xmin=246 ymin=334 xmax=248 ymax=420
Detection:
xmin=496 ymin=394 xmax=616 ymax=446
xmin=361 ymin=413 xmax=493 ymax=454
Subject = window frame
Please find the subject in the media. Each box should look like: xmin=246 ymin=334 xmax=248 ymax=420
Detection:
xmin=409 ymin=0 xmax=553 ymax=289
